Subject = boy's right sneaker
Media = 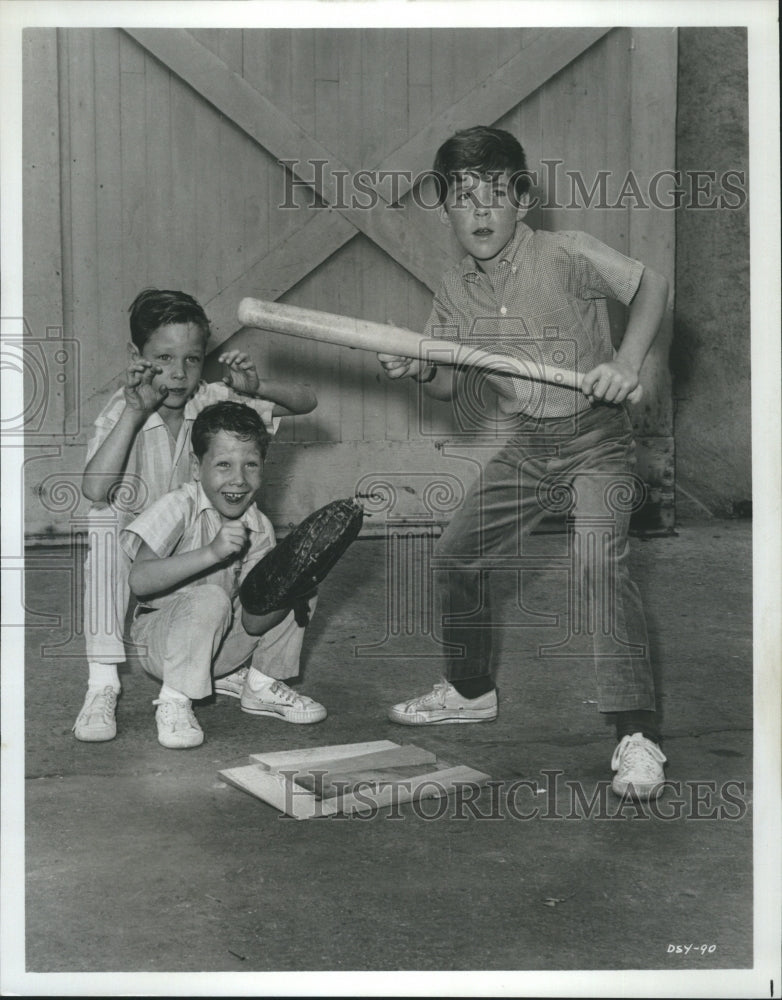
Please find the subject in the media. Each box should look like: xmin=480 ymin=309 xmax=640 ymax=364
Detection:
xmin=73 ymin=686 xmax=119 ymax=742
xmin=388 ymin=679 xmax=498 ymax=725
xmin=611 ymin=732 xmax=667 ymax=800
xmin=153 ymin=698 xmax=204 ymax=749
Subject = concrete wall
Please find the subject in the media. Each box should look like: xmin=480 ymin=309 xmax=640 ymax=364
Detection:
xmin=673 ymin=28 xmax=751 ymax=517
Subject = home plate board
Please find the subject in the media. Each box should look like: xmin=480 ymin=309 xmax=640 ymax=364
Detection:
xmin=218 ymin=740 xmax=492 ymax=819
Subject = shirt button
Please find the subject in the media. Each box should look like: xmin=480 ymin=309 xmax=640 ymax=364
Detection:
xmin=511 ymin=265 xmax=517 ymax=274
xmin=500 ymin=306 xmax=507 ymax=315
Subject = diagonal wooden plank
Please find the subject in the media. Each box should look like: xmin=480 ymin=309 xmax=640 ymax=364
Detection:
xmin=379 ymin=27 xmax=613 ymax=183
xmin=205 ymin=210 xmax=355 ymax=343
xmin=123 ymin=28 xmax=450 ymax=292
xmin=106 ymin=26 xmax=616 ymax=370
xmin=142 ymin=27 xmax=614 ymax=349
xmin=125 ymin=27 xmax=613 ymax=307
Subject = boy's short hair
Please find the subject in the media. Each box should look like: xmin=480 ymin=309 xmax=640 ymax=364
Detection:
xmin=129 ymin=288 xmax=211 ymax=350
xmin=433 ymin=126 xmax=531 ymax=206
xmin=191 ymin=401 xmax=270 ymax=462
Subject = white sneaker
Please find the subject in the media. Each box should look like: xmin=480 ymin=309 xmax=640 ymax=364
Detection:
xmin=214 ymin=665 xmax=249 ymax=699
xmin=611 ymin=732 xmax=667 ymax=800
xmin=388 ymin=679 xmax=498 ymax=726
xmin=73 ymin=686 xmax=119 ymax=742
xmin=240 ymin=679 xmax=327 ymax=724
xmin=153 ymin=698 xmax=204 ymax=749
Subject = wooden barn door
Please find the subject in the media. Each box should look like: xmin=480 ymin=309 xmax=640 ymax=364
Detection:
xmin=23 ymin=27 xmax=675 ymax=537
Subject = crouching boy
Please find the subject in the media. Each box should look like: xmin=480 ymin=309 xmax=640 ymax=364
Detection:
xmin=122 ymin=401 xmax=325 ymax=749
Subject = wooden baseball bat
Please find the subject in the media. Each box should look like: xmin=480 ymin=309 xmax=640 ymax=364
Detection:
xmin=237 ymin=297 xmax=642 ymax=401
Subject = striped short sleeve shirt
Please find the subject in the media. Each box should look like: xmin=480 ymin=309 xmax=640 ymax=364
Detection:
xmin=120 ymin=481 xmax=275 ymax=607
xmin=425 ymin=222 xmax=644 ymax=419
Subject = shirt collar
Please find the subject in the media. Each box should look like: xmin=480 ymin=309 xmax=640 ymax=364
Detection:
xmin=461 ymin=221 xmax=534 ymax=282
xmin=194 ymin=481 xmax=265 ymax=534
xmin=139 ymin=381 xmax=206 ymax=432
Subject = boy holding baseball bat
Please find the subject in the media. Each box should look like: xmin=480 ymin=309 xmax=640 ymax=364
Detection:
xmin=75 ymin=288 xmax=321 ymax=742
xmin=378 ymin=126 xmax=669 ymax=799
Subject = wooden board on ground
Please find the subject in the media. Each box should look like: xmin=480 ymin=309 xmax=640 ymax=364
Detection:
xmin=219 ymin=740 xmax=492 ymax=820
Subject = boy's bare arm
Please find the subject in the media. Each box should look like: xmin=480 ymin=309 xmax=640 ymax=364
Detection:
xmin=581 ymin=267 xmax=669 ymax=404
xmin=253 ymin=378 xmax=318 ymax=416
xmin=82 ymin=360 xmax=165 ymax=502
xmin=128 ymin=523 xmax=247 ymax=599
xmin=218 ymin=349 xmax=317 ymax=416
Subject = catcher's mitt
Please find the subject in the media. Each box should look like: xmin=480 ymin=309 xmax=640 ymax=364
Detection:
xmin=240 ymin=497 xmax=364 ymax=625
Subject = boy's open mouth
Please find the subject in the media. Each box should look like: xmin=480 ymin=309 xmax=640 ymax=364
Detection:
xmin=222 ymin=492 xmax=248 ymax=505
xmin=473 ymin=228 xmax=493 ymax=236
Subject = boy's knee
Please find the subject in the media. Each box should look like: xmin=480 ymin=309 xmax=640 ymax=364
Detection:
xmin=181 ymin=585 xmax=232 ymax=625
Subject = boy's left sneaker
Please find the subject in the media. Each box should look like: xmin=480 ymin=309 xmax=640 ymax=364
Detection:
xmin=240 ymin=679 xmax=327 ymax=724
xmin=73 ymin=686 xmax=119 ymax=742
xmin=388 ymin=679 xmax=498 ymax=725
xmin=611 ymin=732 xmax=667 ymax=800
xmin=214 ymin=665 xmax=249 ymax=699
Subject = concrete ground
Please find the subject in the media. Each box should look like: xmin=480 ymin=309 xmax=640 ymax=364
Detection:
xmin=20 ymin=517 xmax=754 ymax=977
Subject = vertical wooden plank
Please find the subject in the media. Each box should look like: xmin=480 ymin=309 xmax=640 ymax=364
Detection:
xmin=267 ymin=28 xmax=293 ymax=116
xmin=407 ymin=30 xmax=432 ymax=137
xmin=192 ymin=67 xmax=222 ymax=304
xmin=430 ymin=29 xmax=453 ymax=119
xmin=359 ymin=29 xmax=392 ymax=443
xmin=275 ymin=29 xmax=316 ymax=443
xmin=23 ymin=27 xmax=67 ymax=428
xmin=360 ymin=242 xmax=391 ymax=444
xmin=335 ymin=32 xmax=365 ymax=445
xmin=360 ymin=28 xmax=385 ymax=166
xmin=383 ymin=29 xmax=408 ymax=153
xmin=93 ymin=29 xmax=125 ymax=385
xmin=381 ymin=28 xmax=412 ymax=441
xmin=338 ymin=29 xmax=362 ymax=168
xmin=600 ymin=29 xmax=632 ymax=258
xmin=509 ymin=83 xmax=542 ymax=230
xmin=627 ymin=28 xmax=677 ymax=531
xmin=314 ymin=28 xmax=340 ymax=82
xmin=143 ymin=49 xmax=172 ymax=284
xmin=311 ymin=29 xmax=343 ymax=444
xmin=66 ymin=30 xmax=100 ymax=401
xmin=218 ymin=121 xmax=249 ymax=295
xmin=290 ymin=29 xmax=316 ymax=135
xmin=169 ymin=73 xmax=198 ymax=289
xmin=119 ymin=30 xmax=147 ymax=312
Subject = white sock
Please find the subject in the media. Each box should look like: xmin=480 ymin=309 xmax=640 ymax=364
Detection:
xmin=158 ymin=684 xmax=190 ymax=704
xmin=87 ymin=662 xmax=121 ymax=691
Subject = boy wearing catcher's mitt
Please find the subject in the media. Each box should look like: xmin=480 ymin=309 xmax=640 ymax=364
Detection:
xmin=122 ymin=402 xmax=325 ymax=749
xmin=378 ymin=126 xmax=669 ymax=800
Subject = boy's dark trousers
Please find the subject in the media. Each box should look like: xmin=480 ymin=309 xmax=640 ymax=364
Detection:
xmin=432 ymin=404 xmax=656 ymax=713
